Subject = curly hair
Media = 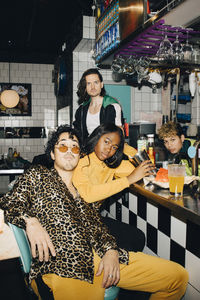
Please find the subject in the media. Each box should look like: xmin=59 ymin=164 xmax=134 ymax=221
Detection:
xmin=45 ymin=125 xmax=81 ymax=164
xmin=158 ymin=121 xmax=183 ymax=140
xmin=83 ymin=123 xmax=125 ymax=169
xmin=77 ymin=68 xmax=106 ymax=105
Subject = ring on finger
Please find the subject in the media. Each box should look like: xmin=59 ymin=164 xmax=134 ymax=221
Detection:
xmin=108 ymin=274 xmax=113 ymax=278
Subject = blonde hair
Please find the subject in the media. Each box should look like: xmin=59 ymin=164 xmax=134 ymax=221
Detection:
xmin=158 ymin=121 xmax=183 ymax=140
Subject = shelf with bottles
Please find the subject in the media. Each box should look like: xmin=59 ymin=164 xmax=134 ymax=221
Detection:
xmin=172 ymin=94 xmax=191 ymax=104
xmin=0 ymin=127 xmax=46 ymax=139
xmin=97 ymin=0 xmax=117 ymax=21
xmin=96 ymin=0 xmax=119 ymax=40
xmin=176 ymin=113 xmax=191 ymax=123
xmin=95 ymin=21 xmax=120 ymax=62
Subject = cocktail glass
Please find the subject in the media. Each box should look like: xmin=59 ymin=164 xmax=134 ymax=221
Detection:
xmin=168 ymin=164 xmax=185 ymax=199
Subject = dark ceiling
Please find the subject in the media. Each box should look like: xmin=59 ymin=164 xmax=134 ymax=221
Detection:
xmin=0 ymin=0 xmax=199 ymax=65
xmin=0 ymin=0 xmax=93 ymax=64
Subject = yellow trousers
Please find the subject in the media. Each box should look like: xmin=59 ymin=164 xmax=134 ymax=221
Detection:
xmin=32 ymin=251 xmax=188 ymax=300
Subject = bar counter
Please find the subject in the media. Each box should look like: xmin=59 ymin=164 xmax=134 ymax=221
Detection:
xmin=0 ymin=168 xmax=24 ymax=183
xmin=130 ymin=181 xmax=200 ymax=226
xmin=128 ymin=181 xmax=200 ymax=299
xmin=101 ymin=178 xmax=200 ymax=299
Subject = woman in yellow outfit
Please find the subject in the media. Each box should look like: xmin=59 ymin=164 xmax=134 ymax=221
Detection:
xmin=73 ymin=123 xmax=148 ymax=259
xmin=72 ymin=123 xmax=153 ymax=205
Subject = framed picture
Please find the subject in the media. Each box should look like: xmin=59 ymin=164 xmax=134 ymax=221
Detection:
xmin=0 ymin=83 xmax=32 ymax=116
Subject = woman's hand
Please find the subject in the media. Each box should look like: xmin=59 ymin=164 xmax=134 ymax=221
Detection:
xmin=25 ymin=217 xmax=56 ymax=262
xmin=127 ymin=160 xmax=155 ymax=185
xmin=96 ymin=249 xmax=120 ymax=288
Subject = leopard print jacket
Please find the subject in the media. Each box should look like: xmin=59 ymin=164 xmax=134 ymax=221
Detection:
xmin=0 ymin=165 xmax=129 ymax=283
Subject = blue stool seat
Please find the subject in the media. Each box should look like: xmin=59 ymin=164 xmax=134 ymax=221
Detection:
xmin=8 ymin=223 xmax=32 ymax=274
xmin=104 ymin=286 xmax=120 ymax=300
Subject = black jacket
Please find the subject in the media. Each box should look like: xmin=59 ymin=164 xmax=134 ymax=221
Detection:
xmin=73 ymin=96 xmax=124 ymax=144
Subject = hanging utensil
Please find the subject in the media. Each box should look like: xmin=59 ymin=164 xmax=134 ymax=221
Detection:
xmin=174 ymin=68 xmax=180 ymax=122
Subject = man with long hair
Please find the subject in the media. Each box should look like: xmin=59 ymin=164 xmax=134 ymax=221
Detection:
xmin=73 ymin=68 xmax=125 ymax=145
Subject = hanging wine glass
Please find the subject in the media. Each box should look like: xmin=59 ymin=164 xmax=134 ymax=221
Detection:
xmin=182 ymin=29 xmax=193 ymax=62
xmin=157 ymin=27 xmax=172 ymax=63
xmin=171 ymin=28 xmax=183 ymax=65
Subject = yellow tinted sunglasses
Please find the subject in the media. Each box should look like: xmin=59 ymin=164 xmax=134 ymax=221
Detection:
xmin=55 ymin=145 xmax=80 ymax=154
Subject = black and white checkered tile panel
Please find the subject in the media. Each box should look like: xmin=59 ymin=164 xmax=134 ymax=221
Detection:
xmin=101 ymin=191 xmax=200 ymax=300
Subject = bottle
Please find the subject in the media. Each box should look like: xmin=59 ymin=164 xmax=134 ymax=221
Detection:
xmin=0 ymin=154 xmax=4 ymax=166
xmin=13 ymin=148 xmax=18 ymax=158
xmin=124 ymin=118 xmax=129 ymax=138
xmin=137 ymin=135 xmax=147 ymax=153
xmin=162 ymin=115 xmax=169 ymax=125
xmin=147 ymin=134 xmax=155 ymax=164
xmin=7 ymin=147 xmax=13 ymax=161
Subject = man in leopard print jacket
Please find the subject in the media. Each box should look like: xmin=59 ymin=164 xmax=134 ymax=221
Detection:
xmin=0 ymin=125 xmax=188 ymax=300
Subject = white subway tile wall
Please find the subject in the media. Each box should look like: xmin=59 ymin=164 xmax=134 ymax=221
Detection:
xmin=0 ymin=62 xmax=56 ymax=193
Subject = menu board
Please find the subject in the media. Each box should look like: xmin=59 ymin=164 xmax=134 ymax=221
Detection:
xmin=96 ymin=0 xmax=120 ymax=62
xmin=95 ymin=0 xmax=145 ymax=63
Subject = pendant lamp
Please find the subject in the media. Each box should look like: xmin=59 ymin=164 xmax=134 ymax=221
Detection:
xmin=0 ymin=63 xmax=19 ymax=108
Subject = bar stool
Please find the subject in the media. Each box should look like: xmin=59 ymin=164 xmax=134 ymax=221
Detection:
xmin=8 ymin=223 xmax=31 ymax=274
xmin=104 ymin=286 xmax=120 ymax=300
xmin=9 ymin=223 xmax=120 ymax=300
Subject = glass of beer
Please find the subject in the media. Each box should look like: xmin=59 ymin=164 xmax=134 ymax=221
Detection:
xmin=168 ymin=164 xmax=186 ymax=199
